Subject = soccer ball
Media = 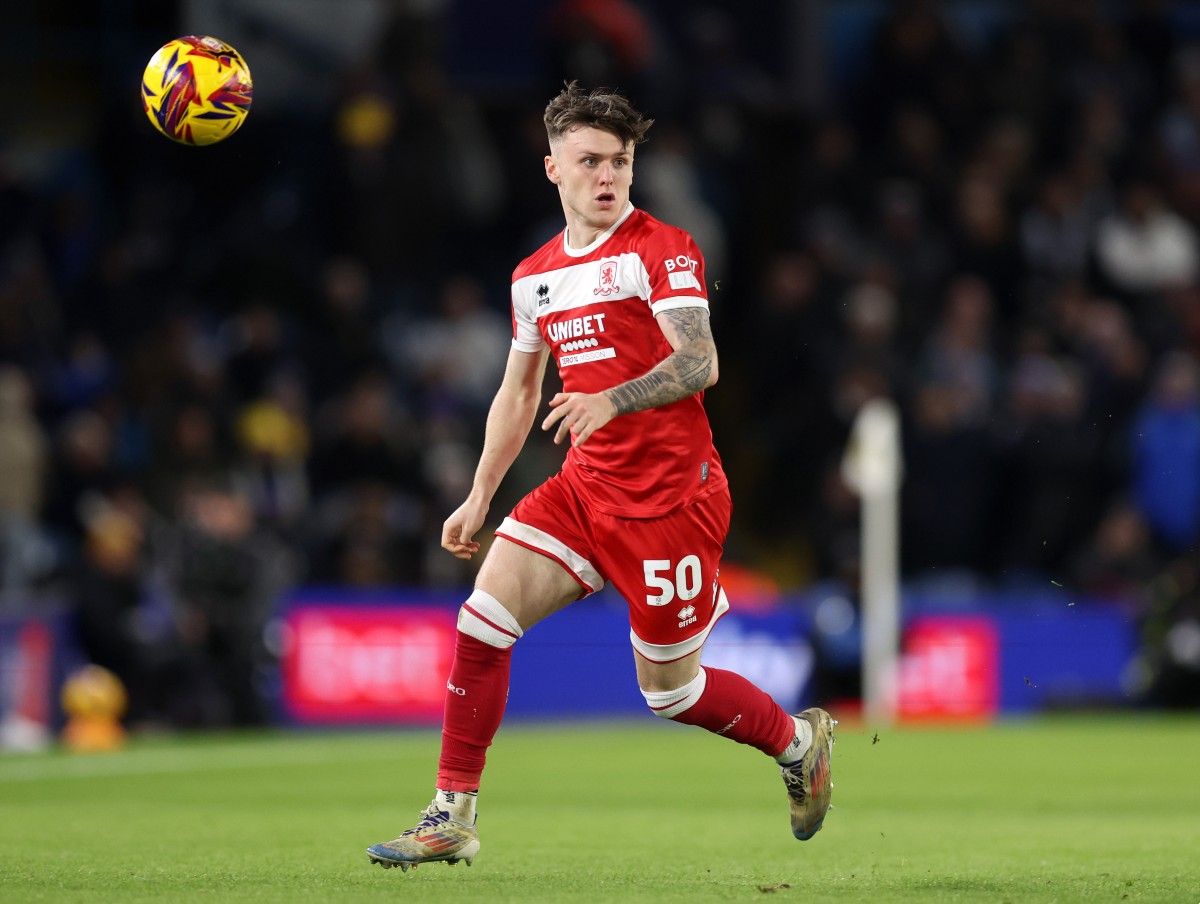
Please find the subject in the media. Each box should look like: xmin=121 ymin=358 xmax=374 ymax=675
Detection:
xmin=141 ymin=35 xmax=252 ymax=146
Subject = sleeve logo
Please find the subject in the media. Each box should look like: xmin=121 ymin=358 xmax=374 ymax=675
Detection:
xmin=664 ymin=253 xmax=701 ymax=292
xmin=669 ymin=270 xmax=702 ymax=291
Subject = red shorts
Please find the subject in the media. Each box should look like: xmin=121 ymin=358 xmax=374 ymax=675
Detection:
xmin=496 ymin=472 xmax=732 ymax=663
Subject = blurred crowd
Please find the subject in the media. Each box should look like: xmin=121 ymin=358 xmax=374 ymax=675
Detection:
xmin=3 ymin=0 xmax=1200 ymax=721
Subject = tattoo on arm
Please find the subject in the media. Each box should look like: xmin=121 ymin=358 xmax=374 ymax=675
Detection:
xmin=665 ymin=307 xmax=709 ymax=342
xmin=607 ymin=371 xmax=675 ymax=415
xmin=605 ymin=308 xmax=715 ymax=416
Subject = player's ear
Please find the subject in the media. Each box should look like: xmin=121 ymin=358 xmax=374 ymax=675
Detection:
xmin=545 ymin=154 xmax=560 ymax=185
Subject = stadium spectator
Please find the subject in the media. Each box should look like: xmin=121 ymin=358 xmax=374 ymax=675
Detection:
xmin=1020 ymin=171 xmax=1095 ymax=282
xmin=1093 ymin=178 xmax=1199 ymax=300
xmin=41 ymin=409 xmax=120 ymax=554
xmin=71 ymin=488 xmax=156 ymax=723
xmin=1068 ymin=498 xmax=1160 ymax=608
xmin=307 ymin=370 xmax=430 ymax=584
xmin=914 ymin=275 xmax=1001 ymax=427
xmin=0 ymin=366 xmax=53 ymax=593
xmin=301 ymin=255 xmax=388 ymax=407
xmin=149 ymin=476 xmax=294 ymax=727
xmin=384 ymin=273 xmax=512 ymax=425
xmin=991 ymin=346 xmax=1097 ymax=580
xmin=743 ymin=249 xmax=842 ymax=569
xmin=1130 ymin=350 xmax=1200 ymax=554
xmin=232 ymin=371 xmax=312 ymax=533
xmin=869 ymin=180 xmax=952 ymax=341
xmin=902 ymin=375 xmax=997 ymax=579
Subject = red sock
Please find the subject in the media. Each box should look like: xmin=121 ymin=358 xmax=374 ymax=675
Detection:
xmin=669 ymin=666 xmax=795 ymax=757
xmin=437 ymin=632 xmax=512 ymax=791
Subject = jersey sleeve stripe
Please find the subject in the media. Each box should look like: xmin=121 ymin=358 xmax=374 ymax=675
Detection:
xmin=649 ymin=296 xmax=710 ymax=316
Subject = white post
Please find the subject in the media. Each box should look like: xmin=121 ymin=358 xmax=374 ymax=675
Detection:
xmin=840 ymin=398 xmax=903 ymax=726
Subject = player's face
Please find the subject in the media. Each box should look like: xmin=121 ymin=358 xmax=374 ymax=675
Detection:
xmin=545 ymin=126 xmax=634 ymax=247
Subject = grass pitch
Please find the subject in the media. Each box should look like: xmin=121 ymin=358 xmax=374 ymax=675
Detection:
xmin=1 ymin=715 xmax=1196 ymax=903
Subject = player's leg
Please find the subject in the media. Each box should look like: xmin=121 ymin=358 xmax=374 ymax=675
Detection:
xmin=601 ymin=488 xmax=836 ymax=840
xmin=369 ymin=478 xmax=597 ymax=870
xmin=634 ymin=647 xmax=795 ymax=754
xmin=635 ymin=647 xmax=836 ymax=840
xmin=435 ymin=536 xmax=583 ymax=806
xmin=367 ymin=539 xmax=581 ymax=870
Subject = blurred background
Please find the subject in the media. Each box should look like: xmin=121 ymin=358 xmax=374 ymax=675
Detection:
xmin=3 ymin=0 xmax=1200 ymax=746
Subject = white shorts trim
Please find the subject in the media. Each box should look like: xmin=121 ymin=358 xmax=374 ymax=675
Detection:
xmin=495 ymin=517 xmax=606 ymax=594
xmin=630 ymin=587 xmax=730 ymax=663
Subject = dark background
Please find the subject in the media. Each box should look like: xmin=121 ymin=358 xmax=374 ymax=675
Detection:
xmin=4 ymin=0 xmax=1200 ymax=721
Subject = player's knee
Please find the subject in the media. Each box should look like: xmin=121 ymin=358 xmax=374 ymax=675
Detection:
xmin=457 ymin=589 xmax=523 ymax=650
xmin=640 ymin=667 xmax=707 ymax=719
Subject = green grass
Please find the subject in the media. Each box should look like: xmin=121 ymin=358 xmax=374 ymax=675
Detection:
xmin=1 ymin=715 xmax=1197 ymax=902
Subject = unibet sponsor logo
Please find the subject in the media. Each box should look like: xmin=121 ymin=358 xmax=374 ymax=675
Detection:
xmin=549 ymin=313 xmax=614 ymax=368
xmin=546 ymin=312 xmax=607 ymax=343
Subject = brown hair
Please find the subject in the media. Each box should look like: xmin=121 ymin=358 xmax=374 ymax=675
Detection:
xmin=543 ymin=81 xmax=653 ymax=149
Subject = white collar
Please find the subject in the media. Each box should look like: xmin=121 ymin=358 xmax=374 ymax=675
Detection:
xmin=562 ymin=203 xmax=636 ymax=257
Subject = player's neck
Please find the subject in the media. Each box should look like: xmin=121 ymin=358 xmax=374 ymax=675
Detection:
xmin=564 ymin=220 xmax=604 ymax=249
xmin=562 ymin=203 xmax=631 ymax=250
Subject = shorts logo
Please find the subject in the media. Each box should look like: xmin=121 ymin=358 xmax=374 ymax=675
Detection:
xmin=677 ymin=604 xmax=697 ymax=628
xmin=594 ymin=259 xmax=620 ymax=296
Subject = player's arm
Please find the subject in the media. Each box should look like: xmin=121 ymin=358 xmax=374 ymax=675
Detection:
xmin=612 ymin=305 xmax=718 ymax=409
xmin=542 ymin=304 xmax=717 ymax=446
xmin=442 ymin=346 xmax=550 ymax=559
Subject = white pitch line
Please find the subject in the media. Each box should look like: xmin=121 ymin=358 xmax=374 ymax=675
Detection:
xmin=0 ymin=736 xmax=405 ymax=783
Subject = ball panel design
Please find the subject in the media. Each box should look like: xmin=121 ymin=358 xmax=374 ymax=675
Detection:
xmin=142 ymin=36 xmax=252 ymax=146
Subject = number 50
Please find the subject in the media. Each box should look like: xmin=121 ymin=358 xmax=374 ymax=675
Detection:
xmin=643 ymin=556 xmax=702 ymax=606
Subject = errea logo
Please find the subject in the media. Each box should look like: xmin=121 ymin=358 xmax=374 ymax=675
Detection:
xmin=677 ymin=605 xmax=697 ymax=628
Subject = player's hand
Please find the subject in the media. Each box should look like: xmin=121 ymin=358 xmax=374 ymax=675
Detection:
xmin=542 ymin=392 xmax=617 ymax=446
xmin=441 ymin=497 xmax=488 ymax=559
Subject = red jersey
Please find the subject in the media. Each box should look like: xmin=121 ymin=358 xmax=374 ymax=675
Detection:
xmin=510 ymin=204 xmax=727 ymax=518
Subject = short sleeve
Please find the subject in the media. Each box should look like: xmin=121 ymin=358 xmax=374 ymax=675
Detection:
xmin=641 ymin=227 xmax=708 ymax=316
xmin=510 ymin=274 xmax=547 ymax=352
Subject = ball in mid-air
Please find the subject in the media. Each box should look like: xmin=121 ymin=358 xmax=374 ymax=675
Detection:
xmin=141 ymin=35 xmax=252 ymax=146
